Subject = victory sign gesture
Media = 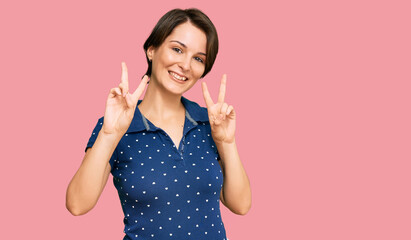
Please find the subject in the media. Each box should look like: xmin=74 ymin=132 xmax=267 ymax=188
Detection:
xmin=102 ymin=62 xmax=149 ymax=136
xmin=201 ymin=74 xmax=236 ymax=144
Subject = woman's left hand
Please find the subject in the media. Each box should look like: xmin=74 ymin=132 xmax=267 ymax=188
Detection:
xmin=201 ymin=74 xmax=236 ymax=144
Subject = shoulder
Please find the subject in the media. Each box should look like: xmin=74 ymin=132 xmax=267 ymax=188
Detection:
xmin=182 ymin=96 xmax=209 ymax=123
xmin=182 ymin=96 xmax=204 ymax=110
xmin=91 ymin=116 xmax=105 ymax=130
xmin=97 ymin=116 xmax=105 ymax=123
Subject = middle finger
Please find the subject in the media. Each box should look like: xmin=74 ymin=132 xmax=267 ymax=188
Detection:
xmin=217 ymin=74 xmax=226 ymax=103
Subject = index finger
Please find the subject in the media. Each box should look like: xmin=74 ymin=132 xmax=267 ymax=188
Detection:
xmin=201 ymin=81 xmax=214 ymax=108
xmin=217 ymin=74 xmax=227 ymax=103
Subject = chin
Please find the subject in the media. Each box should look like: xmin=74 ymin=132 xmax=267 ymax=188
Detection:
xmin=168 ymin=84 xmax=192 ymax=96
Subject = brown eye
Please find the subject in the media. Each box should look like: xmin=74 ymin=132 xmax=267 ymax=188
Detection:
xmin=173 ymin=47 xmax=182 ymax=53
xmin=194 ymin=57 xmax=204 ymax=63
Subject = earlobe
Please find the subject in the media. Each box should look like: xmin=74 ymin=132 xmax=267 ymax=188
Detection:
xmin=147 ymin=46 xmax=155 ymax=61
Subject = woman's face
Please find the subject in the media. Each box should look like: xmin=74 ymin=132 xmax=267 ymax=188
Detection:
xmin=147 ymin=22 xmax=207 ymax=95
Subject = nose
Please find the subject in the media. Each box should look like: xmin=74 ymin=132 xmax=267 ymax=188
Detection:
xmin=178 ymin=55 xmax=191 ymax=72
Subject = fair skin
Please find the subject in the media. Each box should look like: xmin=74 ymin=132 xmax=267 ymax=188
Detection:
xmin=138 ymin=22 xmax=207 ymax=148
xmin=66 ymin=21 xmax=251 ymax=216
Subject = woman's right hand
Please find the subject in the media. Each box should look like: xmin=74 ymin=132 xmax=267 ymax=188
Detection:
xmin=102 ymin=62 xmax=149 ymax=136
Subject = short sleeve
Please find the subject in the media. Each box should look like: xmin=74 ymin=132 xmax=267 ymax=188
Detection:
xmin=85 ymin=117 xmax=118 ymax=170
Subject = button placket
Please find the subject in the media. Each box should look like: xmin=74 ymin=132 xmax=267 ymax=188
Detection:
xmin=159 ymin=129 xmax=185 ymax=166
xmin=178 ymin=136 xmax=186 ymax=166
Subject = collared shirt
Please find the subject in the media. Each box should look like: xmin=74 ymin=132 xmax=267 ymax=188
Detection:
xmin=85 ymin=96 xmax=227 ymax=240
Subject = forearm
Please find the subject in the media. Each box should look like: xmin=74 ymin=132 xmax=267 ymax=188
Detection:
xmin=66 ymin=131 xmax=121 ymax=215
xmin=216 ymin=139 xmax=251 ymax=215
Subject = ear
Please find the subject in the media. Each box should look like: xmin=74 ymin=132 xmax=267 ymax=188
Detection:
xmin=147 ymin=46 xmax=155 ymax=61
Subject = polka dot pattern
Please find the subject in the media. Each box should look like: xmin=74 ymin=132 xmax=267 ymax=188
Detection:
xmin=86 ymin=97 xmax=227 ymax=239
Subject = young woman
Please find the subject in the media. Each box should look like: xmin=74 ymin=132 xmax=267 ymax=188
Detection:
xmin=66 ymin=8 xmax=251 ymax=239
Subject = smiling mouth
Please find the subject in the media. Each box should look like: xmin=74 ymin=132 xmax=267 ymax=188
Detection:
xmin=169 ymin=71 xmax=188 ymax=81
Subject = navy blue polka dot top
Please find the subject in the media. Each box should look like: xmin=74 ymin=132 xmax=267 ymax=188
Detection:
xmin=85 ymin=96 xmax=227 ymax=240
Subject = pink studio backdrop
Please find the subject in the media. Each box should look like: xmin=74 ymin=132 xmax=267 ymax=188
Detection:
xmin=1 ymin=0 xmax=410 ymax=239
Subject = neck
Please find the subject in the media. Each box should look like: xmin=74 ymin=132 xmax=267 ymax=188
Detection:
xmin=138 ymin=77 xmax=185 ymax=121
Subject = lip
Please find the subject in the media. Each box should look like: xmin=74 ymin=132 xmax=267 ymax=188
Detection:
xmin=168 ymin=71 xmax=189 ymax=83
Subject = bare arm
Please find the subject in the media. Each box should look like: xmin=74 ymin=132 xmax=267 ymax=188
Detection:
xmin=66 ymin=62 xmax=147 ymax=216
xmin=66 ymin=131 xmax=121 ymax=216
xmin=217 ymin=140 xmax=251 ymax=215
xmin=202 ymin=75 xmax=251 ymax=215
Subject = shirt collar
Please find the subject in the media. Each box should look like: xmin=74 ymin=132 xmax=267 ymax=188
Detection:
xmin=125 ymin=96 xmax=209 ymax=134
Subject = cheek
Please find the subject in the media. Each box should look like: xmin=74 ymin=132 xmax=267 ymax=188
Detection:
xmin=163 ymin=52 xmax=175 ymax=65
xmin=192 ymin=62 xmax=205 ymax=78
xmin=154 ymin=50 xmax=174 ymax=67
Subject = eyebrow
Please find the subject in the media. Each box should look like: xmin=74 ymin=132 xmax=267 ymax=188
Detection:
xmin=170 ymin=40 xmax=206 ymax=56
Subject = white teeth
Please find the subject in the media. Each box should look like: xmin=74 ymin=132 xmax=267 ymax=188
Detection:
xmin=170 ymin=72 xmax=187 ymax=81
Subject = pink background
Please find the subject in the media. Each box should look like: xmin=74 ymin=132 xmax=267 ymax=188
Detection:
xmin=1 ymin=0 xmax=410 ymax=239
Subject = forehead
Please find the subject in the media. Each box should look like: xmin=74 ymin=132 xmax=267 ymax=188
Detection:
xmin=165 ymin=22 xmax=207 ymax=52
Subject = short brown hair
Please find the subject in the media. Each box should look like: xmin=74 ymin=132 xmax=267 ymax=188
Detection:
xmin=143 ymin=8 xmax=219 ymax=78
